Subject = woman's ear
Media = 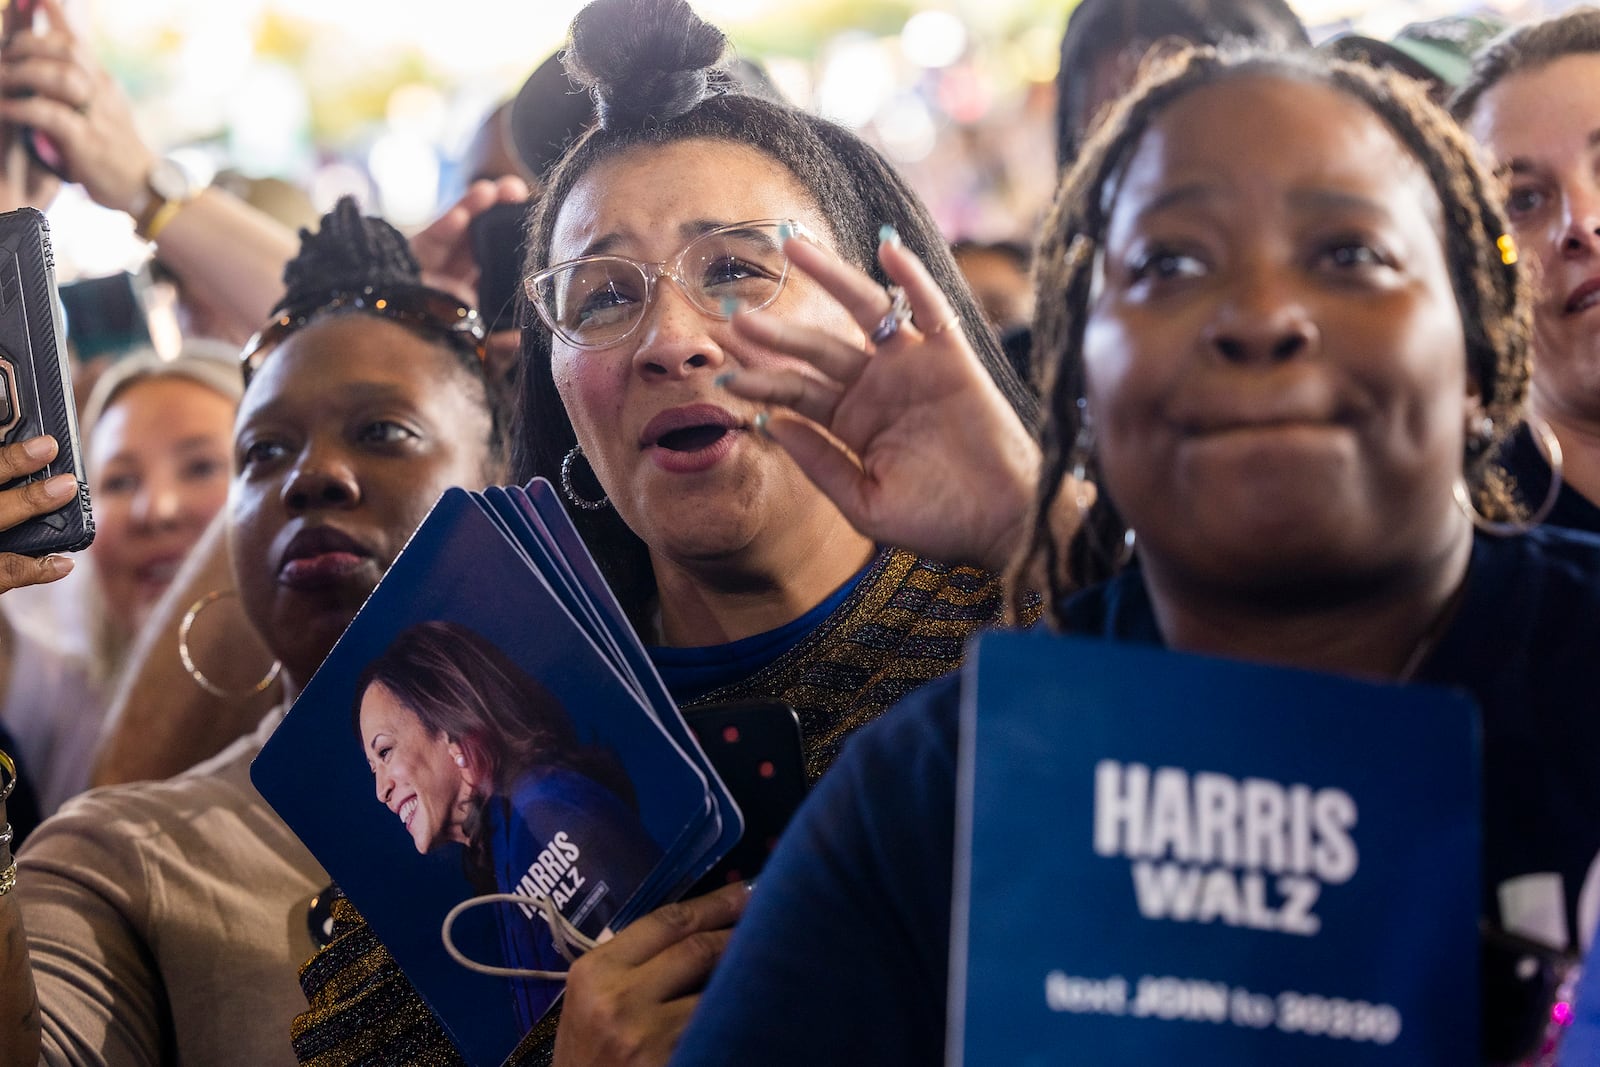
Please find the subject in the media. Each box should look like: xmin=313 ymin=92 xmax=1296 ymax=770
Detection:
xmin=446 ymin=740 xmax=478 ymax=786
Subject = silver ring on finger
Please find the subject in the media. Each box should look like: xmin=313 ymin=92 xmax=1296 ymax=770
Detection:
xmin=870 ymin=285 xmax=911 ymax=345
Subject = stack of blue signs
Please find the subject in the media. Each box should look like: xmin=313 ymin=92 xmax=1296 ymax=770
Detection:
xmin=949 ymin=633 xmax=1480 ymax=1066
xmin=252 ymin=480 xmax=742 ymax=1066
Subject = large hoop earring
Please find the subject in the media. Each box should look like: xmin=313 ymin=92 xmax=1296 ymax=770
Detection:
xmin=1454 ymin=414 xmax=1565 ymax=537
xmin=560 ymin=444 xmax=610 ymax=511
xmin=178 ymin=590 xmax=282 ymax=699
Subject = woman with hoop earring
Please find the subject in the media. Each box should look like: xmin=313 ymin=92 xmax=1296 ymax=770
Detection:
xmin=0 ymin=197 xmax=509 ymax=1066
xmin=1454 ymin=9 xmax=1600 ymax=535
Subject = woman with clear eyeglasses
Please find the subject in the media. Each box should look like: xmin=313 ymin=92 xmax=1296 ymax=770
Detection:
xmin=290 ymin=1 xmax=1037 ymax=1065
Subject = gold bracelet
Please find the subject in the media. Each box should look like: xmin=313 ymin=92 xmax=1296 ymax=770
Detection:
xmin=0 ymin=861 xmax=15 ymax=898
xmin=0 ymin=747 xmax=14 ymax=805
xmin=139 ymin=195 xmax=192 ymax=243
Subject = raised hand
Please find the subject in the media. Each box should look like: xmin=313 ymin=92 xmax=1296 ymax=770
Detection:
xmin=411 ymin=176 xmax=531 ymax=307
xmin=0 ymin=0 xmax=154 ymax=214
xmin=720 ymin=232 xmax=1042 ymax=574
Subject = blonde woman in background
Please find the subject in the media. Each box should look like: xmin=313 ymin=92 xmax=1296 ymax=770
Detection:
xmin=0 ymin=347 xmax=240 ymax=815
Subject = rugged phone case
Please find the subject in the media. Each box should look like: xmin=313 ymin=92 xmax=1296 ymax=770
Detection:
xmin=0 ymin=207 xmax=94 ymax=556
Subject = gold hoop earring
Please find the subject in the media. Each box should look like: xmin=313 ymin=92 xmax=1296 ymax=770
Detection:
xmin=1454 ymin=415 xmax=1565 ymax=537
xmin=178 ymin=590 xmax=282 ymax=699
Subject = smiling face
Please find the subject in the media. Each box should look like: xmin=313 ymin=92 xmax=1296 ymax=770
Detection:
xmin=228 ymin=315 xmax=493 ymax=691
xmin=545 ymin=138 xmax=868 ymax=574
xmin=359 ymin=681 xmax=477 ymax=854
xmin=1465 ymin=53 xmax=1600 ymax=425
xmin=89 ymin=376 xmax=235 ymax=635
xmin=1082 ymin=73 xmax=1473 ymax=600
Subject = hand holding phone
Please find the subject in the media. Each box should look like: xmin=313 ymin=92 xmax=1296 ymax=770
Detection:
xmin=468 ymin=199 xmax=529 ymax=334
xmin=0 ymin=433 xmax=80 ymax=586
xmin=0 ymin=0 xmax=159 ymax=217
xmin=0 ymin=207 xmax=92 ymax=559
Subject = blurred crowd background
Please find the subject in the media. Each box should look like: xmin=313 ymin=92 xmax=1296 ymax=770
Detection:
xmin=46 ymin=0 xmax=1590 ymax=289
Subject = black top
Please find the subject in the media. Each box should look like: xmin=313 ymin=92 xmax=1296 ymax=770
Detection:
xmin=1499 ymin=421 xmax=1600 ymax=535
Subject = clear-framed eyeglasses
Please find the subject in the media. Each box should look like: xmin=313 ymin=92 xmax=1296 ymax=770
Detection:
xmin=525 ymin=218 xmax=812 ymax=350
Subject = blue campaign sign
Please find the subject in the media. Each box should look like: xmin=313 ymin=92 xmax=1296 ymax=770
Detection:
xmin=253 ymin=488 xmax=734 ymax=1066
xmin=949 ymin=633 xmax=1481 ymax=1066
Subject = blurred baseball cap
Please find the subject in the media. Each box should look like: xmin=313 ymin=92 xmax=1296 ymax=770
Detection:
xmin=507 ymin=51 xmax=597 ymax=182
xmin=1326 ymin=14 xmax=1508 ymax=96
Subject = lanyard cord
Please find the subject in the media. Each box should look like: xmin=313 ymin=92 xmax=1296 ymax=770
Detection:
xmin=441 ymin=891 xmax=602 ymax=980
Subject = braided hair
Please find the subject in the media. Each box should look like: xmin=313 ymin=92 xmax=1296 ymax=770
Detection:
xmin=1012 ymin=47 xmax=1531 ymax=626
xmin=274 ymin=197 xmax=424 ymax=313
xmin=511 ymin=0 xmax=1036 ymax=625
xmin=254 ymin=196 xmax=506 ymax=467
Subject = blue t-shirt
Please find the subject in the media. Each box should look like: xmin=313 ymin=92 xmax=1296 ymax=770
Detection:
xmin=649 ymin=560 xmax=872 ymax=705
xmin=672 ymin=527 xmax=1600 ymax=1065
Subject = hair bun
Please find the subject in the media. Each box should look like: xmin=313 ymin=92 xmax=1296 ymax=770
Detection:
xmin=565 ymin=0 xmax=729 ymax=129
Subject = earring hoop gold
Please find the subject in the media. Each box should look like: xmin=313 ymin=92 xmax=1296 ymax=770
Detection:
xmin=178 ymin=590 xmax=282 ymax=699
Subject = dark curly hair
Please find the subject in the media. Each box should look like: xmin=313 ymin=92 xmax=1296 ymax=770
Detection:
xmin=510 ymin=0 xmax=1036 ymax=626
xmin=1013 ymin=47 xmax=1531 ymax=625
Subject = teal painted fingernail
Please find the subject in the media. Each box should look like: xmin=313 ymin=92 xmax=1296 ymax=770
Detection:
xmin=878 ymin=223 xmax=900 ymax=247
xmin=714 ymin=372 xmax=736 ymax=388
xmin=754 ymin=411 xmax=772 ymax=438
xmin=720 ymin=296 xmax=742 ymax=316
xmin=777 ymin=222 xmax=795 ymax=242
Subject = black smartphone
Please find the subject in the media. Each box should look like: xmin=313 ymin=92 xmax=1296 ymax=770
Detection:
xmin=0 ymin=207 xmax=93 ymax=555
xmin=469 ymin=200 xmax=529 ymax=334
xmin=3 ymin=0 xmax=68 ymax=180
xmin=684 ymin=699 xmax=808 ymax=896
xmin=59 ymin=270 xmax=154 ymax=361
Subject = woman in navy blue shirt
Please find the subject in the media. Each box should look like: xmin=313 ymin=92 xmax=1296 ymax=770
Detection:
xmin=688 ymin=47 xmax=1600 ymax=1065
